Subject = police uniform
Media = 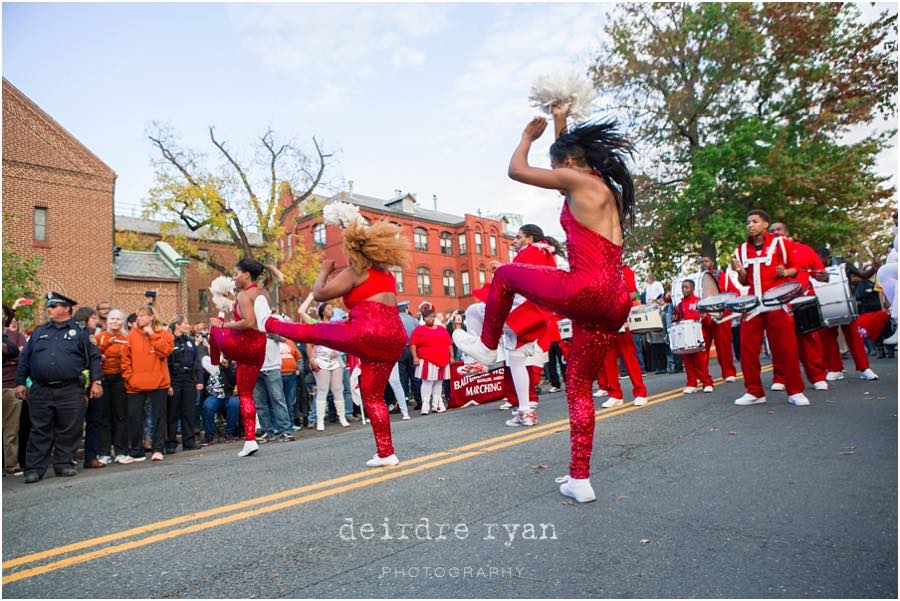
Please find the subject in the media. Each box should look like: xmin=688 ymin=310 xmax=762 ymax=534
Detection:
xmin=166 ymin=332 xmax=202 ymax=451
xmin=15 ymin=292 xmax=101 ymax=480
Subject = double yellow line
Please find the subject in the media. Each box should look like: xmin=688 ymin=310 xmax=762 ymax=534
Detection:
xmin=3 ymin=368 xmax=765 ymax=585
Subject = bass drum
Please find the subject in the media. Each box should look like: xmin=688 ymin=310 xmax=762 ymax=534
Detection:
xmin=672 ymin=271 xmax=720 ymax=307
xmin=811 ymin=265 xmax=859 ymax=327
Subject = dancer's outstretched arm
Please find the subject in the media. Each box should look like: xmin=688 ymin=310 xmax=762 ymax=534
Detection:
xmin=312 ymin=260 xmax=359 ymax=302
xmin=551 ymin=102 xmax=570 ymax=138
xmin=508 ymin=118 xmax=582 ymax=192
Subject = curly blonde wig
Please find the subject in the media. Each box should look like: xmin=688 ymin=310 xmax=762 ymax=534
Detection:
xmin=342 ymin=219 xmax=409 ymax=273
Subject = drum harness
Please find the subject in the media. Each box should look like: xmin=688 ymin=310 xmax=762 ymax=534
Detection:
xmin=733 ymin=236 xmax=789 ymax=322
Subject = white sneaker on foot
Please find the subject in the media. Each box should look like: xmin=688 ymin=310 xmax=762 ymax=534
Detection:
xmin=788 ymin=393 xmax=810 ymax=406
xmin=735 ymin=393 xmax=767 ymax=405
xmin=724 ymin=376 xmax=737 ymax=382
xmin=593 ymin=389 xmax=608 ymax=398
xmin=547 ymin=386 xmax=561 ymax=393
xmin=366 ymin=454 xmax=399 ymax=467
xmin=238 ymin=441 xmax=259 ymax=457
xmin=505 ymin=409 xmax=537 ymax=427
xmin=825 ymin=371 xmax=845 ymax=381
xmin=813 ymin=380 xmax=828 ymax=390
xmin=601 ymin=397 xmax=623 ymax=408
xmin=702 ymin=386 xmax=714 ymax=393
xmin=683 ymin=387 xmax=697 ymax=394
xmin=859 ymin=368 xmax=879 ymax=380
xmin=770 ymin=382 xmax=786 ymax=391
xmin=114 ymin=455 xmax=135 ymax=465
xmin=633 ymin=396 xmax=648 ymax=406
xmin=452 ymin=330 xmax=498 ymax=365
xmin=151 ymin=452 xmax=164 ymax=462
xmin=556 ymin=475 xmax=596 ymax=503
xmin=401 ymin=414 xmax=411 ymax=420
xmin=884 ymin=329 xmax=898 ymax=346
xmin=499 ymin=401 xmax=513 ymax=410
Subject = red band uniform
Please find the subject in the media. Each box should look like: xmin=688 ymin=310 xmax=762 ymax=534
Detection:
xmin=674 ymin=292 xmax=714 ymax=389
xmin=701 ymin=269 xmax=738 ymax=379
xmin=600 ymin=265 xmax=648 ymax=401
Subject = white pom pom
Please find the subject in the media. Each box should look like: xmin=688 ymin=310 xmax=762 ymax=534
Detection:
xmin=528 ymin=72 xmax=596 ymax=121
xmin=209 ymin=276 xmax=236 ymax=314
xmin=323 ymin=201 xmax=362 ymax=229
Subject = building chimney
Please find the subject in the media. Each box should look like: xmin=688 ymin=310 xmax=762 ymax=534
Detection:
xmin=433 ymin=194 xmax=438 ymax=211
xmin=348 ymin=180 xmax=354 ymax=195
xmin=394 ymin=188 xmax=402 ymax=199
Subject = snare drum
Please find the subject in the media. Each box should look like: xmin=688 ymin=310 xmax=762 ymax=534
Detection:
xmin=627 ymin=305 xmax=664 ymax=333
xmin=790 ymin=296 xmax=824 ymax=334
xmin=697 ymin=293 xmax=737 ymax=314
xmin=811 ymin=266 xmax=859 ymax=326
xmin=726 ymin=295 xmax=760 ymax=313
xmin=557 ymin=318 xmax=573 ymax=340
xmin=761 ymin=282 xmax=803 ymax=307
xmin=669 ymin=320 xmax=705 ymax=355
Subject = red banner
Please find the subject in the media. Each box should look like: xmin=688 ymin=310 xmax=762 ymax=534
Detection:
xmin=448 ymin=361 xmax=508 ymax=408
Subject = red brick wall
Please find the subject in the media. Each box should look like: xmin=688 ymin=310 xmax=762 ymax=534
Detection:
xmin=2 ymin=79 xmax=116 ymax=317
xmin=113 ymin=279 xmax=180 ymax=324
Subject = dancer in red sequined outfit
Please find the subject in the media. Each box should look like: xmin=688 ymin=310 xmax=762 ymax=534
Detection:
xmin=454 ymin=104 xmax=635 ymax=503
xmin=208 ymin=258 xmax=270 ymax=458
xmin=263 ymin=217 xmax=409 ymax=468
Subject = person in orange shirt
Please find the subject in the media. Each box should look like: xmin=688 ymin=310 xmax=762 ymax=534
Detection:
xmin=278 ymin=337 xmax=303 ymax=430
xmin=94 ymin=309 xmax=130 ymax=465
xmin=121 ymin=305 xmax=174 ymax=462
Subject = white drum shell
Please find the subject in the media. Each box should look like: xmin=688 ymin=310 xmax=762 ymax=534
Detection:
xmin=669 ymin=320 xmax=705 ymax=355
xmin=811 ymin=266 xmax=859 ymax=326
xmin=557 ymin=318 xmax=573 ymax=340
xmin=627 ymin=306 xmax=664 ymax=333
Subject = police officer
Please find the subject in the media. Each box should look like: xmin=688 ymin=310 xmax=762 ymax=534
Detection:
xmin=166 ymin=315 xmax=202 ymax=452
xmin=15 ymin=292 xmax=102 ymax=483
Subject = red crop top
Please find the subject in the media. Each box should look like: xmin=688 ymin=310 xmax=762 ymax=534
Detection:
xmin=342 ymin=267 xmax=397 ymax=309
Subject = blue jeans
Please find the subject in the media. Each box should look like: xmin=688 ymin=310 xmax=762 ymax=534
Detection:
xmin=253 ymin=369 xmax=293 ymax=435
xmin=281 ymin=373 xmax=298 ymax=425
xmin=202 ymin=395 xmax=239 ymax=437
xmin=342 ymin=368 xmax=354 ymax=417
xmin=632 ymin=333 xmax=645 ymax=371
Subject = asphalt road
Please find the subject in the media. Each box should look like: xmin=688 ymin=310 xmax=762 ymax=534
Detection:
xmin=2 ymin=357 xmax=897 ymax=598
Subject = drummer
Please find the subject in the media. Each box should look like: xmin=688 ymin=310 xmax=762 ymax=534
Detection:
xmin=815 ymin=246 xmax=880 ymax=381
xmin=730 ymin=209 xmax=809 ymax=407
xmin=673 ymin=279 xmax=714 ymax=394
xmin=768 ymin=222 xmax=830 ymax=391
xmin=698 ymin=256 xmax=738 ymax=382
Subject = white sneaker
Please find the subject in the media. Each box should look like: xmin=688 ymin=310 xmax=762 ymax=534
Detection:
xmin=813 ymin=381 xmax=828 ymax=391
xmin=593 ymin=389 xmax=608 ymax=398
xmin=451 ymin=330 xmax=498 ymax=365
xmin=556 ymin=475 xmax=596 ymax=503
xmin=435 ymin=403 xmax=447 ymax=413
xmin=238 ymin=440 xmax=259 ymax=457
xmin=151 ymin=452 xmax=164 ymax=462
xmin=770 ymin=382 xmax=786 ymax=391
xmin=788 ymin=393 xmax=810 ymax=406
xmin=366 ymin=453 xmax=400 ymax=467
xmin=528 ymin=401 xmax=539 ymax=409
xmin=114 ymin=455 xmax=135 ymax=465
xmin=633 ymin=396 xmax=648 ymax=406
xmin=601 ymin=397 xmax=623 ymax=408
xmin=702 ymin=386 xmax=713 ymax=393
xmin=825 ymin=371 xmax=845 ymax=381
xmin=683 ymin=387 xmax=697 ymax=394
xmin=858 ymin=368 xmax=879 ymax=380
xmin=548 ymin=386 xmax=561 ymax=393
xmin=505 ymin=410 xmax=537 ymax=427
xmin=724 ymin=376 xmax=737 ymax=382
xmin=499 ymin=401 xmax=513 ymax=410
xmin=401 ymin=414 xmax=411 ymax=420
xmin=735 ymin=393 xmax=767 ymax=405
xmin=884 ymin=329 xmax=898 ymax=346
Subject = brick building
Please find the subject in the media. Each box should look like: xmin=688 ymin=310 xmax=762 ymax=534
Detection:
xmin=113 ymin=241 xmax=187 ymax=321
xmin=115 ymin=215 xmax=262 ymax=324
xmin=2 ymin=78 xmax=116 ymax=313
xmin=284 ymin=188 xmax=517 ymax=315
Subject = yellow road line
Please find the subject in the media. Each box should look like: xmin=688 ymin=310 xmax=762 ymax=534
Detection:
xmin=3 ymin=367 xmax=766 ymax=584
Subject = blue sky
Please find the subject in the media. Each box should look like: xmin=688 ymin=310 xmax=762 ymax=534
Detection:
xmin=3 ymin=3 xmax=896 ymax=241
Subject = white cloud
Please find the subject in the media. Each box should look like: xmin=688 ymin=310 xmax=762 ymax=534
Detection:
xmin=392 ymin=45 xmax=426 ymax=70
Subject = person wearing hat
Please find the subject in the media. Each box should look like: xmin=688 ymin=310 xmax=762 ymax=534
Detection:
xmin=396 ymin=301 xmax=421 ymax=410
xmin=15 ymin=292 xmax=102 ymax=483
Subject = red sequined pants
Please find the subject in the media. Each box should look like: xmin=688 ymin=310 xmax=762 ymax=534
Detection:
xmin=209 ymin=327 xmax=266 ymax=442
xmin=480 ymin=263 xmax=628 ymax=478
xmin=267 ymin=301 xmax=406 ymax=458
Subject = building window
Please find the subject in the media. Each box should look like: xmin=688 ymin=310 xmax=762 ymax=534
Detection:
xmin=478 ymin=267 xmax=487 ymax=287
xmin=287 ymin=233 xmax=293 ymax=257
xmin=475 ymin=232 xmax=483 ymax=254
xmin=198 ymin=248 xmax=210 ymax=260
xmin=313 ymin=223 xmax=326 ymax=246
xmin=390 ymin=266 xmax=404 ymax=294
xmin=461 ymin=271 xmax=471 ymax=296
xmin=414 ymin=227 xmax=429 ymax=251
xmin=34 ymin=207 xmax=47 ymax=241
xmin=417 ymin=267 xmax=431 ymax=295
xmin=440 ymin=232 xmax=453 ymax=255
xmin=458 ymin=233 xmax=467 ymax=255
xmin=198 ymin=289 xmax=209 ymax=313
xmin=443 ymin=270 xmax=456 ymax=296
xmin=489 ymin=234 xmax=498 ymax=256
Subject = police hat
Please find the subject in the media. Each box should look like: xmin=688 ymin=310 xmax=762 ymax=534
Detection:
xmin=45 ymin=291 xmax=77 ymax=307
xmin=397 ymin=301 xmax=410 ymax=309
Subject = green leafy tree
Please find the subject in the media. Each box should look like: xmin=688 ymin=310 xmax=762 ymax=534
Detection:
xmin=2 ymin=247 xmax=43 ymax=327
xmin=591 ymin=3 xmax=896 ymax=276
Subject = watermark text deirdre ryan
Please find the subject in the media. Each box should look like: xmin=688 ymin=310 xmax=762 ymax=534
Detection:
xmin=339 ymin=517 xmax=558 ymax=547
